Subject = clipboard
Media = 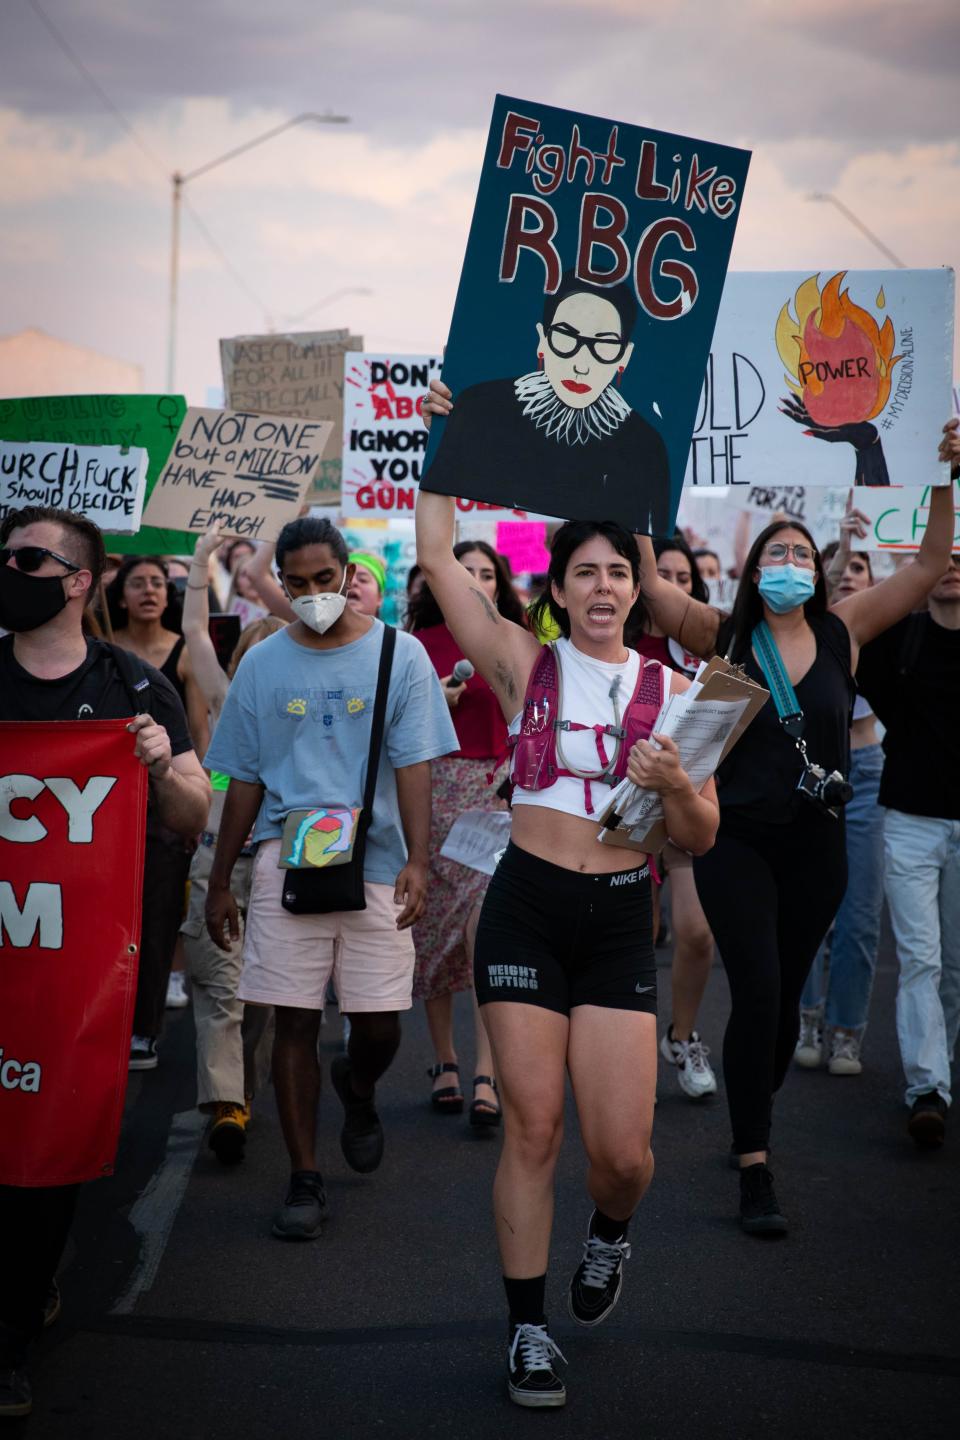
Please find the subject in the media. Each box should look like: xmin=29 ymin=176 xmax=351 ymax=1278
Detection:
xmin=596 ymin=656 xmax=769 ymax=855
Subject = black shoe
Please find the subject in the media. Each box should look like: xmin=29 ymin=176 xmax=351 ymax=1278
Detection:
xmin=739 ymin=1163 xmax=788 ymax=1236
xmin=568 ymin=1217 xmax=631 ymax=1327
xmin=0 ymin=1367 xmax=32 ymax=1418
xmin=271 ymin=1170 xmax=327 ymax=1240
xmin=507 ymin=1320 xmax=566 ymax=1408
xmin=908 ymin=1091 xmax=948 ymax=1149
xmin=330 ymin=1057 xmax=384 ymax=1173
xmin=43 ymin=1279 xmax=61 ymax=1329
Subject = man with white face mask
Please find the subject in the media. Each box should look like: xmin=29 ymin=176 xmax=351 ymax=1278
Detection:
xmin=203 ymin=516 xmax=457 ymax=1239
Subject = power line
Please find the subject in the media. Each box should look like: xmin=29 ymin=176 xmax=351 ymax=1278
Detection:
xmin=25 ymin=0 xmax=167 ymax=174
xmin=25 ymin=0 xmax=272 ymax=319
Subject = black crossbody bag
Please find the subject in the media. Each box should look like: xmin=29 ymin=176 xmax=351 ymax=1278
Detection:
xmin=280 ymin=625 xmax=396 ymax=915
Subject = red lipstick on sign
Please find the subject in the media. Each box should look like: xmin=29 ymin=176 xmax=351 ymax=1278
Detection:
xmin=562 ymin=380 xmax=591 ymax=395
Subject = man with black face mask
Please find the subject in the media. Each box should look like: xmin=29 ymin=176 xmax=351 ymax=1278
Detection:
xmin=0 ymin=505 xmax=210 ymax=1418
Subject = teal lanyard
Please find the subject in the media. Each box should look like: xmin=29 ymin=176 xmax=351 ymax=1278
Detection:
xmin=751 ymin=622 xmax=805 ymax=742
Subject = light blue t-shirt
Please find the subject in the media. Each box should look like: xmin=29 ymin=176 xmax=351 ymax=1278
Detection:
xmin=204 ymin=620 xmax=458 ymax=884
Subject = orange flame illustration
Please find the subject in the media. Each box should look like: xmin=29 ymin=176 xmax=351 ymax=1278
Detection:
xmin=775 ymin=272 xmax=901 ymax=427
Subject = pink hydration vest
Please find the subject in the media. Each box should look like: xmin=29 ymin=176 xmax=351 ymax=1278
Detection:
xmin=509 ymin=643 xmax=666 ymax=815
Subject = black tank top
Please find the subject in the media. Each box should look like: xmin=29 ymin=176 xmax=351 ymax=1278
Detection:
xmin=715 ymin=611 xmax=855 ymax=826
xmin=159 ymin=635 xmax=187 ymax=707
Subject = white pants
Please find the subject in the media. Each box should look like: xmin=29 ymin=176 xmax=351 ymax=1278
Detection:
xmin=883 ymin=809 xmax=960 ymax=1106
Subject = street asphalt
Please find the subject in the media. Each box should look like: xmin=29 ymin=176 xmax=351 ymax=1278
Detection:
xmin=12 ymin=921 xmax=960 ymax=1439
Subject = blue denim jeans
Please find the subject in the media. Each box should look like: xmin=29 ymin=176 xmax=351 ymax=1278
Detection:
xmin=883 ymin=809 xmax=960 ymax=1107
xmin=801 ymin=744 xmax=885 ymax=1031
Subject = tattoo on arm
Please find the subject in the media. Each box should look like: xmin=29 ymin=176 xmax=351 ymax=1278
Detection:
xmin=494 ymin=659 xmax=517 ymax=703
xmin=469 ymin=586 xmax=500 ymax=625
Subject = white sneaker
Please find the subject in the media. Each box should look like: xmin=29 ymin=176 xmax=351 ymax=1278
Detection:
xmin=794 ymin=1009 xmax=823 ymax=1069
xmin=828 ymin=1030 xmax=863 ymax=1076
xmin=659 ymin=1026 xmax=717 ymax=1098
xmin=165 ymin=971 xmax=189 ymax=1009
xmin=129 ymin=1035 xmax=158 ymax=1071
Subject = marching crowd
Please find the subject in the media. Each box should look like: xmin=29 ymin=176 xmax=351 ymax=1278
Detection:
xmin=0 ymin=408 xmax=958 ymax=1415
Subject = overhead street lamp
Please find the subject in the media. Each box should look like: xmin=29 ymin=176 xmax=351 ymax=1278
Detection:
xmin=167 ymin=111 xmax=350 ymax=390
xmin=807 ymin=192 xmax=907 ymax=269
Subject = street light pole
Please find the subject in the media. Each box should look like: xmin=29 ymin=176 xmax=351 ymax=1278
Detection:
xmin=166 ymin=111 xmax=349 ymax=392
xmin=807 ymin=192 xmax=907 ymax=269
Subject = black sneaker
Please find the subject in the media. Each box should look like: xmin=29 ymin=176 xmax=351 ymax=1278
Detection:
xmin=507 ymin=1320 xmax=566 ymax=1408
xmin=271 ymin=1170 xmax=327 ymax=1240
xmin=0 ymin=1367 xmax=32 ymax=1418
xmin=739 ymin=1163 xmax=788 ymax=1236
xmin=908 ymin=1091 xmax=948 ymax=1149
xmin=568 ymin=1220 xmax=631 ymax=1327
xmin=330 ymin=1057 xmax=384 ymax=1173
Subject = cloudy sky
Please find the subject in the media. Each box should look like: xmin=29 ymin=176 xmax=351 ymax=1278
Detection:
xmin=1 ymin=0 xmax=957 ymax=402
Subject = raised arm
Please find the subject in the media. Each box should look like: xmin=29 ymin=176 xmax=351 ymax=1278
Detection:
xmin=243 ymin=540 xmax=295 ymax=623
xmin=635 ymin=532 xmax=721 ymax=658
xmin=418 ymin=382 xmax=539 ymax=716
xmin=833 ymin=420 xmax=959 ymax=655
xmin=183 ymin=529 xmax=229 ymax=714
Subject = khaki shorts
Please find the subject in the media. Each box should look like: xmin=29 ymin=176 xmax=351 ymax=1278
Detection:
xmin=239 ymin=840 xmax=415 ymax=1013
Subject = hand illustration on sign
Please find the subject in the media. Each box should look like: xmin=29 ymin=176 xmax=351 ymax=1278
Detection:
xmin=776 ymin=272 xmax=902 ymax=486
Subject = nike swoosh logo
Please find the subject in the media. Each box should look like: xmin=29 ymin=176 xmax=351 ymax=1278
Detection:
xmin=635 ymin=984 xmax=653 ymax=994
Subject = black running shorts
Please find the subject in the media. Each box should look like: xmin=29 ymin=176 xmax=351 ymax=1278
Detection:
xmin=474 ymin=842 xmax=657 ymax=1017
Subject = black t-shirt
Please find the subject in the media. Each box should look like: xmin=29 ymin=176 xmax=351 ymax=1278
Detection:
xmin=856 ymin=613 xmax=960 ymax=820
xmin=714 ymin=611 xmax=855 ymax=827
xmin=425 ymin=377 xmax=672 ymax=534
xmin=0 ymin=635 xmax=192 ymax=753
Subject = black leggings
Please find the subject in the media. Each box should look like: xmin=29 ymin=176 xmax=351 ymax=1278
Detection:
xmin=693 ymin=817 xmax=847 ymax=1154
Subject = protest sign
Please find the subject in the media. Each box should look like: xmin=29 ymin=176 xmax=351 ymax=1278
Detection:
xmin=495 ymin=520 xmax=551 ymax=575
xmin=0 ymin=720 xmax=147 ymax=1186
xmin=221 ymin=329 xmax=363 ymax=507
xmin=684 ymin=269 xmax=954 ymax=488
xmin=0 ymin=440 xmax=148 ymax=532
xmin=341 ymin=352 xmax=440 ymax=515
xmin=141 ymin=407 xmax=333 ymax=541
xmin=421 ymin=95 xmax=750 ymax=534
xmin=850 ymin=480 xmax=960 ymax=554
xmin=340 ymin=351 xmax=554 ymax=519
xmin=0 ymin=393 xmax=192 ymax=553
xmin=741 ymin=483 xmax=811 ymax=524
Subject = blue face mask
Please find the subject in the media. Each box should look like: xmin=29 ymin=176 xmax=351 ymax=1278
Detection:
xmin=757 ymin=563 xmax=816 ymax=615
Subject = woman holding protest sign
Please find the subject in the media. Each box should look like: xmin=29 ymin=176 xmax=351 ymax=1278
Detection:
xmin=634 ymin=423 xmax=957 ymax=1236
xmin=418 ymin=380 xmax=718 ymax=1409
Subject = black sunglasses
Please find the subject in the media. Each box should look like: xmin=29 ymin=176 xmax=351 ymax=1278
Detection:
xmin=0 ymin=545 xmax=81 ymax=575
xmin=545 ymin=323 xmax=629 ymax=365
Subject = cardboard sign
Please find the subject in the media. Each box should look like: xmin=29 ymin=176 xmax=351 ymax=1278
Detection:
xmin=850 ymin=481 xmax=960 ymax=553
xmin=0 ymin=393 xmax=192 ymax=553
xmin=141 ymin=407 xmax=333 ymax=541
xmin=0 ymin=440 xmax=148 ymax=532
xmin=421 ymin=95 xmax=750 ymax=533
xmin=495 ymin=520 xmax=552 ymax=575
xmin=684 ymin=269 xmax=954 ymax=488
xmin=0 ymin=720 xmax=147 ymax=1186
xmin=221 ymin=329 xmax=363 ymax=507
xmin=741 ymin=483 xmax=810 ymax=523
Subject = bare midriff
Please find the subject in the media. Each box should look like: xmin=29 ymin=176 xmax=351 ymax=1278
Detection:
xmin=510 ymin=803 xmax=647 ymax=875
xmin=850 ymin=713 xmax=879 ymax=751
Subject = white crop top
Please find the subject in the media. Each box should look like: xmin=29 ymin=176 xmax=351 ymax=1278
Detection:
xmin=509 ymin=637 xmax=671 ymax=821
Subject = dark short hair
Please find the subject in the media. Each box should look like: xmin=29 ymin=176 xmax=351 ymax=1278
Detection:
xmin=723 ymin=519 xmax=827 ymax=663
xmin=543 ymin=270 xmax=638 ymax=340
xmin=0 ymin=505 xmax=106 ymax=583
xmin=528 ymin=519 xmax=645 ymax=640
xmin=275 ymin=516 xmax=348 ymax=573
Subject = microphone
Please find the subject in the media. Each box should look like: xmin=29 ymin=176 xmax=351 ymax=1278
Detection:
xmin=447 ymin=659 xmax=475 ymax=687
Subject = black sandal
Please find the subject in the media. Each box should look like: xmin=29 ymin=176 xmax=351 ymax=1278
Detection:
xmin=469 ymin=1075 xmax=502 ymax=1129
xmin=427 ymin=1062 xmax=463 ymax=1113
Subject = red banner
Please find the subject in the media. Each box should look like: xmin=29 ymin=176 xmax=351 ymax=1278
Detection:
xmin=0 ymin=721 xmax=148 ymax=1186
